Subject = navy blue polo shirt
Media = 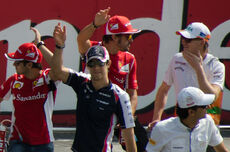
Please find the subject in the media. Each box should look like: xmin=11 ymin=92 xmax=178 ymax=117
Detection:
xmin=65 ymin=70 xmax=135 ymax=152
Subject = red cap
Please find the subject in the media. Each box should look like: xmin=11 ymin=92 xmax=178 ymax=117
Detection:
xmin=104 ymin=15 xmax=140 ymax=35
xmin=5 ymin=43 xmax=43 ymax=63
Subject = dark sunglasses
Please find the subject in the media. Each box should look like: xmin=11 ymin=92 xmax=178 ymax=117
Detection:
xmin=197 ymin=105 xmax=208 ymax=109
xmin=87 ymin=60 xmax=106 ymax=68
xmin=124 ymin=34 xmax=132 ymax=41
xmin=182 ymin=37 xmax=201 ymax=43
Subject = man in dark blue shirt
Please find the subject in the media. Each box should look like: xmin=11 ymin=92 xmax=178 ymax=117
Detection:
xmin=36 ymin=23 xmax=137 ymax=152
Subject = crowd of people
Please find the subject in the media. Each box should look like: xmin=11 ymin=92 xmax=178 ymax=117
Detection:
xmin=0 ymin=7 xmax=229 ymax=152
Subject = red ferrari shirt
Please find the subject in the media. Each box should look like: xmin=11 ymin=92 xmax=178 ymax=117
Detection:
xmin=0 ymin=69 xmax=58 ymax=145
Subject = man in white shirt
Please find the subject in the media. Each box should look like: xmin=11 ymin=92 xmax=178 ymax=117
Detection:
xmin=149 ymin=22 xmax=225 ymax=127
xmin=146 ymin=87 xmax=229 ymax=152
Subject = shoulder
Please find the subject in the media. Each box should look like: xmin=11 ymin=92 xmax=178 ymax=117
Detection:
xmin=199 ymin=114 xmax=216 ymax=126
xmin=155 ymin=117 xmax=177 ymax=128
xmin=111 ymin=83 xmax=130 ymax=99
xmin=69 ymin=69 xmax=91 ymax=80
xmin=173 ymin=52 xmax=183 ymax=59
xmin=204 ymin=54 xmax=225 ymax=69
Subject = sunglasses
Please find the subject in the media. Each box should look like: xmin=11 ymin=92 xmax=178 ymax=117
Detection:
xmin=198 ymin=105 xmax=208 ymax=109
xmin=124 ymin=34 xmax=133 ymax=41
xmin=182 ymin=37 xmax=201 ymax=43
xmin=87 ymin=60 xmax=106 ymax=68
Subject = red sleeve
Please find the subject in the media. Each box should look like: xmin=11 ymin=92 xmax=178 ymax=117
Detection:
xmin=128 ymin=57 xmax=138 ymax=89
xmin=0 ymin=75 xmax=15 ymax=100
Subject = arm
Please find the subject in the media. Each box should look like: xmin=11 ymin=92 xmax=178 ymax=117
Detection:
xmin=77 ymin=7 xmax=110 ymax=55
xmin=52 ymin=23 xmax=70 ymax=83
xmin=126 ymin=89 xmax=138 ymax=115
xmin=214 ymin=142 xmax=229 ymax=152
xmin=183 ymin=51 xmax=221 ymax=98
xmin=148 ymin=82 xmax=171 ymax=129
xmin=122 ymin=128 xmax=137 ymax=152
xmin=31 ymin=27 xmax=58 ymax=81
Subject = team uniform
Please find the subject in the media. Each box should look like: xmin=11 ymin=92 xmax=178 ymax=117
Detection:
xmin=0 ymin=69 xmax=58 ymax=145
xmin=65 ymin=69 xmax=135 ymax=152
xmin=164 ymin=53 xmax=225 ymax=124
xmin=146 ymin=114 xmax=223 ymax=152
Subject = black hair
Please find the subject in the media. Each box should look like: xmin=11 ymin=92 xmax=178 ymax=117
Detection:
xmin=176 ymin=105 xmax=200 ymax=120
xmin=102 ymin=35 xmax=113 ymax=44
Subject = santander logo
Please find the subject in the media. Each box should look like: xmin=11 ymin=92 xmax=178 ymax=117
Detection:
xmin=15 ymin=92 xmax=46 ymax=102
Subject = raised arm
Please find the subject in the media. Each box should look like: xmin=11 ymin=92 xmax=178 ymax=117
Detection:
xmin=31 ymin=27 xmax=54 ymax=65
xmin=148 ymin=81 xmax=171 ymax=129
xmin=52 ymin=23 xmax=70 ymax=83
xmin=77 ymin=7 xmax=110 ymax=55
xmin=31 ymin=27 xmax=58 ymax=81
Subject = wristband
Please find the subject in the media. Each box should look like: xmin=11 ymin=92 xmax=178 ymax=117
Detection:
xmin=37 ymin=41 xmax=45 ymax=48
xmin=92 ymin=20 xmax=99 ymax=28
xmin=56 ymin=44 xmax=65 ymax=49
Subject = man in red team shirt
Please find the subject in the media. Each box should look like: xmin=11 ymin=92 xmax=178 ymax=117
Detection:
xmin=0 ymin=29 xmax=58 ymax=152
xmin=77 ymin=7 xmax=148 ymax=152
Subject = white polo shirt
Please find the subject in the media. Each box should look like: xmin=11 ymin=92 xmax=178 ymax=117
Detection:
xmin=164 ymin=53 xmax=225 ymax=99
xmin=146 ymin=114 xmax=223 ymax=152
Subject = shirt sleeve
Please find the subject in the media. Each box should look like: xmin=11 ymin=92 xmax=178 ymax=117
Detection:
xmin=163 ymin=57 xmax=174 ymax=86
xmin=64 ymin=69 xmax=91 ymax=93
xmin=0 ymin=75 xmax=15 ymax=100
xmin=117 ymin=91 xmax=135 ymax=129
xmin=209 ymin=59 xmax=225 ymax=90
xmin=208 ymin=116 xmax=223 ymax=146
xmin=127 ymin=57 xmax=138 ymax=89
xmin=146 ymin=125 xmax=164 ymax=152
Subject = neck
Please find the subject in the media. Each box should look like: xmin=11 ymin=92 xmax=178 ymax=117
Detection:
xmin=92 ymin=78 xmax=110 ymax=90
xmin=200 ymin=48 xmax=208 ymax=59
xmin=104 ymin=42 xmax=119 ymax=55
xmin=180 ymin=118 xmax=199 ymax=129
xmin=24 ymin=68 xmax=41 ymax=80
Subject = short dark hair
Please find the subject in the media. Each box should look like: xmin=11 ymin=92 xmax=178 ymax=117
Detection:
xmin=176 ymin=105 xmax=200 ymax=120
xmin=23 ymin=60 xmax=42 ymax=70
xmin=102 ymin=35 xmax=113 ymax=44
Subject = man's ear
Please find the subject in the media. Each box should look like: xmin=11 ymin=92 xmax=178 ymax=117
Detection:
xmin=188 ymin=108 xmax=196 ymax=117
xmin=107 ymin=60 xmax=111 ymax=68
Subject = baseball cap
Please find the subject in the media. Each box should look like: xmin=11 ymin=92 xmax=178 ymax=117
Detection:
xmin=5 ymin=43 xmax=43 ymax=63
xmin=177 ymin=87 xmax=215 ymax=108
xmin=86 ymin=45 xmax=110 ymax=63
xmin=104 ymin=15 xmax=141 ymax=35
xmin=176 ymin=22 xmax=211 ymax=42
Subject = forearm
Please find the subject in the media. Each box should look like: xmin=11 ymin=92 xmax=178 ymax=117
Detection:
xmin=152 ymin=92 xmax=168 ymax=121
xmin=152 ymin=82 xmax=170 ymax=121
xmin=77 ymin=23 xmax=96 ymax=55
xmin=52 ymin=47 xmax=64 ymax=76
xmin=122 ymin=128 xmax=137 ymax=152
xmin=195 ymin=65 xmax=219 ymax=96
xmin=126 ymin=89 xmax=138 ymax=115
xmin=38 ymin=45 xmax=53 ymax=66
